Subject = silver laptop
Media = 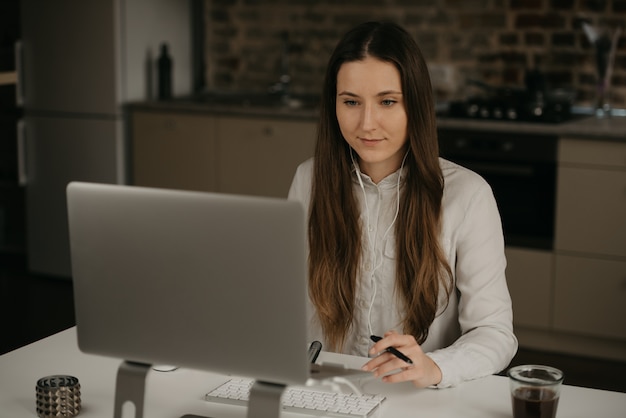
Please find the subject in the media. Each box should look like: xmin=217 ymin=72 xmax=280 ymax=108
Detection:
xmin=67 ymin=182 xmax=312 ymax=385
xmin=67 ymin=182 xmax=369 ymax=388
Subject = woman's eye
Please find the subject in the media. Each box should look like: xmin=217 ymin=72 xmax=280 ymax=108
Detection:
xmin=343 ymin=100 xmax=358 ymax=106
xmin=381 ymin=99 xmax=396 ymax=106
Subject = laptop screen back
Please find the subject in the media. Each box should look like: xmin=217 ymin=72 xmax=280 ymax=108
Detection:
xmin=67 ymin=182 xmax=310 ymax=386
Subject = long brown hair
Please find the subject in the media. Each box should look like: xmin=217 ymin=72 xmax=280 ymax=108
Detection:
xmin=309 ymin=21 xmax=453 ymax=351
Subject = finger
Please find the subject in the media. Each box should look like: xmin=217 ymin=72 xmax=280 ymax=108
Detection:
xmin=361 ymin=350 xmax=394 ymax=371
xmin=379 ymin=331 xmax=418 ymax=352
xmin=369 ymin=333 xmax=407 ymax=356
xmin=380 ymin=367 xmax=416 ymax=384
xmin=370 ymin=356 xmax=412 ymax=378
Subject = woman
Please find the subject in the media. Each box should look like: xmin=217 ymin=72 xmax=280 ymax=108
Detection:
xmin=288 ymin=21 xmax=517 ymax=388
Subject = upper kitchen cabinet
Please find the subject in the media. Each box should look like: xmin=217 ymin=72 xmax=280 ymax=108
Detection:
xmin=555 ymin=138 xmax=626 ymax=258
xmin=217 ymin=116 xmax=316 ymax=198
xmin=19 ymin=0 xmax=191 ymax=277
xmin=20 ymin=1 xmax=116 ymax=114
xmin=20 ymin=0 xmax=191 ymax=113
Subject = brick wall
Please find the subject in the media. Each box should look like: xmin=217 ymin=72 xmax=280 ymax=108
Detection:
xmin=204 ymin=0 xmax=626 ymax=109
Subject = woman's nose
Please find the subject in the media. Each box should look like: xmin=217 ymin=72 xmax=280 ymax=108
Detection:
xmin=360 ymin=103 xmax=377 ymax=131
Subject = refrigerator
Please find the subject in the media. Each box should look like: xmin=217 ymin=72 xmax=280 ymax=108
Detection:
xmin=18 ymin=0 xmax=191 ymax=277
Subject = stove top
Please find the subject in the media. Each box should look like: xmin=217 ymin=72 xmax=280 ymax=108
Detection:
xmin=443 ymin=95 xmax=574 ymax=124
xmin=442 ymin=89 xmax=574 ymax=124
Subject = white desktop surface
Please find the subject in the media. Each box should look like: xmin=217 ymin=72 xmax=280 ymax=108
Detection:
xmin=1 ymin=327 xmax=625 ymax=417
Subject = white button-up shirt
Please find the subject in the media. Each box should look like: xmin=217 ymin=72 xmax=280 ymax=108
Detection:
xmin=288 ymin=157 xmax=518 ymax=387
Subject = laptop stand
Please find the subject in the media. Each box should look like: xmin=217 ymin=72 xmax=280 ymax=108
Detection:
xmin=113 ymin=360 xmax=286 ymax=418
xmin=113 ymin=361 xmax=150 ymax=418
xmin=248 ymin=380 xmax=287 ymax=418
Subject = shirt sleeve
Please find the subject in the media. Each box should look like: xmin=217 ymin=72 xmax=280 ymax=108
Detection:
xmin=287 ymin=158 xmax=313 ymax=207
xmin=427 ymin=178 xmax=518 ymax=388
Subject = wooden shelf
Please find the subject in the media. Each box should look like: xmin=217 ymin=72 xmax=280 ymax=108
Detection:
xmin=0 ymin=71 xmax=17 ymax=86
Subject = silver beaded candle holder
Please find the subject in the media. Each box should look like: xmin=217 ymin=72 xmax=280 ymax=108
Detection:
xmin=36 ymin=375 xmax=81 ymax=417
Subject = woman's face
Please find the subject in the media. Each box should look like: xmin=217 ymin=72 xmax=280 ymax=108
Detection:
xmin=336 ymin=56 xmax=408 ymax=183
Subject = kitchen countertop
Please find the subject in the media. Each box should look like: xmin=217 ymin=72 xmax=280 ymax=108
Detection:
xmin=127 ymin=96 xmax=321 ymax=121
xmin=436 ymin=112 xmax=626 ymax=141
xmin=127 ymin=98 xmax=626 ymax=141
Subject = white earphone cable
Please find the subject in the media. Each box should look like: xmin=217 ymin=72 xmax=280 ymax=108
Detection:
xmin=351 ymin=149 xmax=408 ymax=336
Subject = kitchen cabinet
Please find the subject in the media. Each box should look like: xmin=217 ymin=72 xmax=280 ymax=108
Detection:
xmin=552 ymin=137 xmax=626 ymax=342
xmin=554 ymin=254 xmax=626 ymax=340
xmin=505 ymin=247 xmax=552 ymax=330
xmin=555 ymin=138 xmax=626 ymax=258
xmin=217 ymin=116 xmax=316 ymax=197
xmin=131 ymin=111 xmax=316 ymax=198
xmin=510 ymin=137 xmax=626 ymax=360
xmin=132 ymin=110 xmax=217 ymax=192
xmin=18 ymin=0 xmax=191 ymax=277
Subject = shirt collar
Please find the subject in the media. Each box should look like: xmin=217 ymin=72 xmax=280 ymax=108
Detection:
xmin=350 ymin=162 xmax=406 ymax=190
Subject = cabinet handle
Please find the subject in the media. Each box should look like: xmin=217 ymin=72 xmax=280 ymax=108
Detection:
xmin=163 ymin=118 xmax=177 ymax=130
xmin=17 ymin=119 xmax=27 ymax=186
xmin=262 ymin=126 xmax=273 ymax=136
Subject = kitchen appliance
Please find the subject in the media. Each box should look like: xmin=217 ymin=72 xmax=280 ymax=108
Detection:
xmin=444 ymin=79 xmax=576 ymax=123
xmin=18 ymin=0 xmax=191 ymax=277
xmin=439 ymin=128 xmax=557 ymax=250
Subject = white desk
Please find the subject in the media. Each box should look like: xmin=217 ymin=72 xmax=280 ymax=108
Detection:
xmin=1 ymin=327 xmax=624 ymax=417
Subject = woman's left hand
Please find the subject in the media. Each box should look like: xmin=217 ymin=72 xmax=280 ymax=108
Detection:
xmin=361 ymin=330 xmax=442 ymax=388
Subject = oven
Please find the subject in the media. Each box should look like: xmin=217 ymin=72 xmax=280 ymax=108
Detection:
xmin=438 ymin=128 xmax=558 ymax=250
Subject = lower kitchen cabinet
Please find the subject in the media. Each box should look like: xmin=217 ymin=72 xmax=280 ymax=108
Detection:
xmin=556 ymin=166 xmax=626 ymax=257
xmin=554 ymin=254 xmax=626 ymax=341
xmin=552 ymin=137 xmax=626 ymax=341
xmin=509 ymin=137 xmax=626 ymax=360
xmin=505 ymin=247 xmax=552 ymax=330
xmin=555 ymin=138 xmax=626 ymax=258
xmin=131 ymin=110 xmax=316 ymax=198
xmin=132 ymin=110 xmax=218 ymax=192
xmin=216 ymin=116 xmax=316 ymax=198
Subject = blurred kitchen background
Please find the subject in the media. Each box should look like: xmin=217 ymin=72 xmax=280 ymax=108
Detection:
xmin=1 ymin=0 xmax=625 ymax=392
xmin=203 ymin=0 xmax=626 ymax=107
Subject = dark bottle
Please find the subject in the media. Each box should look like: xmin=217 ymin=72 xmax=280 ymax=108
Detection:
xmin=157 ymin=43 xmax=172 ymax=100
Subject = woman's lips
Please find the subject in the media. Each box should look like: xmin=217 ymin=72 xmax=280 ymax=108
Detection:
xmin=359 ymin=137 xmax=383 ymax=145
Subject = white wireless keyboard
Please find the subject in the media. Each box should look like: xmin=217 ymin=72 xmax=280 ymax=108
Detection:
xmin=204 ymin=377 xmax=385 ymax=417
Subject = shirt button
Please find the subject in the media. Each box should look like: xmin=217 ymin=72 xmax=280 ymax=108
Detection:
xmin=364 ymin=262 xmax=372 ymax=271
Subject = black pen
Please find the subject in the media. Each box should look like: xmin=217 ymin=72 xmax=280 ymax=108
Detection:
xmin=370 ymin=335 xmax=413 ymax=365
xmin=307 ymin=340 xmax=322 ymax=364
